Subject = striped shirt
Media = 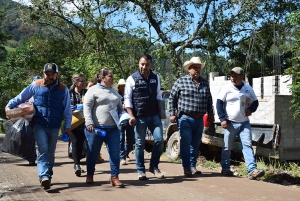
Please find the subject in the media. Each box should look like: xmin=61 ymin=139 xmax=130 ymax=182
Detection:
xmin=169 ymin=75 xmax=213 ymax=116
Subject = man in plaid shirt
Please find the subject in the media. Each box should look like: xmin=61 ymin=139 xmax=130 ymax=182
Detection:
xmin=169 ymin=57 xmax=214 ymax=177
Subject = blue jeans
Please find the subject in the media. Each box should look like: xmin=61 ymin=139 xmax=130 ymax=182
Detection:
xmin=135 ymin=114 xmax=164 ymax=173
xmin=120 ymin=124 xmax=135 ymax=160
xmin=221 ymin=121 xmax=257 ymax=174
xmin=85 ymin=127 xmax=120 ymax=176
xmin=178 ymin=115 xmax=204 ymax=169
xmin=33 ymin=124 xmax=60 ymax=183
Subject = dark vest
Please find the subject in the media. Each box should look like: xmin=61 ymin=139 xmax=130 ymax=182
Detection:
xmin=33 ymin=79 xmax=66 ymax=128
xmin=131 ymin=70 xmax=158 ymax=117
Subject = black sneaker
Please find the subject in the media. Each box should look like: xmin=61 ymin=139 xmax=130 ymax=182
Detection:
xmin=74 ymin=164 xmax=82 ymax=177
xmin=149 ymin=167 xmax=164 ymax=179
xmin=184 ymin=168 xmax=193 ymax=177
xmin=221 ymin=169 xmax=234 ymax=176
xmin=191 ymin=167 xmax=202 ymax=175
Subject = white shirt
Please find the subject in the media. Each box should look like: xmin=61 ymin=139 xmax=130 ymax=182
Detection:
xmin=124 ymin=73 xmax=162 ymax=108
xmin=217 ymin=81 xmax=257 ymax=122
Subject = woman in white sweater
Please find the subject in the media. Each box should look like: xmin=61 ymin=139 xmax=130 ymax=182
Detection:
xmin=83 ymin=68 xmax=124 ymax=188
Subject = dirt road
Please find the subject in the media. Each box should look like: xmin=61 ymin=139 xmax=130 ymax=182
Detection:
xmin=0 ymin=134 xmax=300 ymax=201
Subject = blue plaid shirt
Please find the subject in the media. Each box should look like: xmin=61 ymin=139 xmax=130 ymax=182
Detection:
xmin=169 ymin=75 xmax=213 ymax=116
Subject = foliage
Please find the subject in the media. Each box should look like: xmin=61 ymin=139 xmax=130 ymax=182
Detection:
xmin=285 ymin=10 xmax=300 ymax=118
xmin=0 ymin=36 xmax=77 ymax=118
xmin=0 ymin=121 xmax=3 ymax=133
xmin=2 ymin=0 xmax=300 ymax=117
xmin=16 ymin=0 xmax=151 ymax=79
xmin=0 ymin=2 xmax=12 ymax=61
xmin=113 ymin=0 xmax=299 ymax=80
xmin=8 ymin=0 xmax=299 ymax=82
xmin=0 ymin=0 xmax=58 ymax=48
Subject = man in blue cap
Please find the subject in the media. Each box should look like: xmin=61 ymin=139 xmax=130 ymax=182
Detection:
xmin=5 ymin=63 xmax=72 ymax=189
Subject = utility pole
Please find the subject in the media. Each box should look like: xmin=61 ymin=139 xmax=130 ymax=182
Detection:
xmin=244 ymin=30 xmax=256 ymax=83
xmin=273 ymin=21 xmax=281 ymax=95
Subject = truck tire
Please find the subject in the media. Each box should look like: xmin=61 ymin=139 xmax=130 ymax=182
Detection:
xmin=166 ymin=131 xmax=180 ymax=160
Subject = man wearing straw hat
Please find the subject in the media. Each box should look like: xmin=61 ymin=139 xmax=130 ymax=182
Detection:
xmin=169 ymin=57 xmax=214 ymax=177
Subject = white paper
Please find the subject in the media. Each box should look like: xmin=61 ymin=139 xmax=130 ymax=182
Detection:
xmin=239 ymin=94 xmax=252 ymax=115
xmin=109 ymin=107 xmax=120 ymax=126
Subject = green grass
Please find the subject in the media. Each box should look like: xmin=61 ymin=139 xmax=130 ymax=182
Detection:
xmin=287 ymin=162 xmax=300 ymax=177
xmin=160 ymin=152 xmax=181 ymax=163
xmin=201 ymin=159 xmax=219 ymax=169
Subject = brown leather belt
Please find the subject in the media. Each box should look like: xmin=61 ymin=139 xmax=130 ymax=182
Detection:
xmin=183 ymin=112 xmax=204 ymax=119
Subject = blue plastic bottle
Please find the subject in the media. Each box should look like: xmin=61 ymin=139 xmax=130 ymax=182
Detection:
xmin=94 ymin=128 xmax=106 ymax=137
xmin=61 ymin=132 xmax=69 ymax=142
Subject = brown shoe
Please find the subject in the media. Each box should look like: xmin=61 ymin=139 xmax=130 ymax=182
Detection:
xmin=86 ymin=174 xmax=94 ymax=184
xmin=248 ymin=169 xmax=265 ymax=180
xmin=109 ymin=176 xmax=125 ymax=188
xmin=41 ymin=178 xmax=51 ymax=189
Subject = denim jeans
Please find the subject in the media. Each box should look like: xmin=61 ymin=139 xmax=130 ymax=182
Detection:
xmin=135 ymin=114 xmax=164 ymax=173
xmin=178 ymin=115 xmax=204 ymax=169
xmin=221 ymin=121 xmax=257 ymax=174
xmin=120 ymin=124 xmax=135 ymax=160
xmin=33 ymin=124 xmax=60 ymax=183
xmin=85 ymin=126 xmax=120 ymax=176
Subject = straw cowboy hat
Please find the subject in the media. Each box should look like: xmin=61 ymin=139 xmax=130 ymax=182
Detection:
xmin=115 ymin=78 xmax=126 ymax=89
xmin=118 ymin=79 xmax=126 ymax=86
xmin=183 ymin=57 xmax=206 ymax=71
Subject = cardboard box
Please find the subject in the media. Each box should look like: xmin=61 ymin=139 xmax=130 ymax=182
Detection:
xmin=6 ymin=104 xmax=35 ymax=119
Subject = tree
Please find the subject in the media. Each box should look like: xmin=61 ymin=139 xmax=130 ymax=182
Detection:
xmin=18 ymin=0 xmax=149 ymax=80
xmin=286 ymin=10 xmax=300 ymax=118
xmin=0 ymin=36 xmax=77 ymax=118
xmin=116 ymin=0 xmax=299 ymax=78
xmin=13 ymin=0 xmax=300 ymax=84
